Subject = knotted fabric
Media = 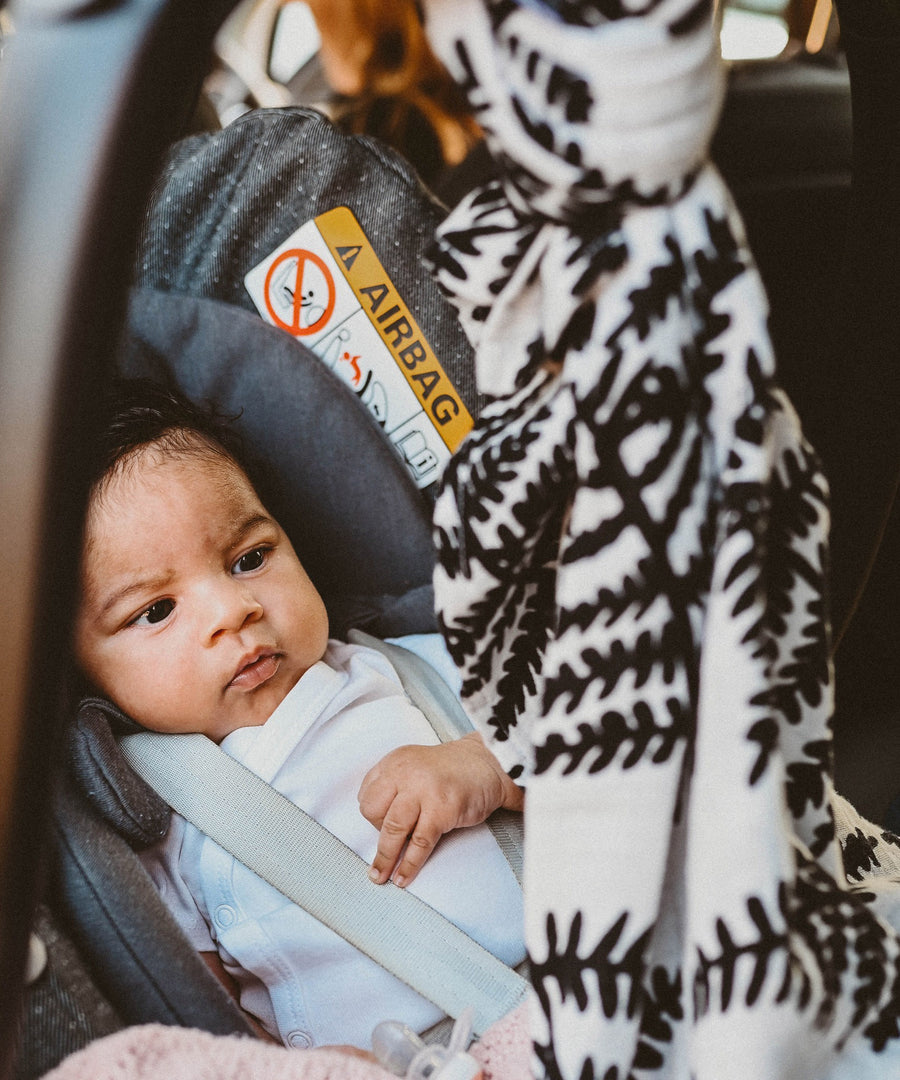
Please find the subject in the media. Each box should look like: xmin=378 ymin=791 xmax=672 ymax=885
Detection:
xmin=423 ymin=1 xmax=900 ymax=1077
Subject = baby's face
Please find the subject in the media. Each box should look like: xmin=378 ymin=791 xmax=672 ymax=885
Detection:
xmin=75 ymin=445 xmax=329 ymax=742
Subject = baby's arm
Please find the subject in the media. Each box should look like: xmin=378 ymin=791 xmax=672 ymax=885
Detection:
xmin=358 ymin=732 xmax=524 ymax=887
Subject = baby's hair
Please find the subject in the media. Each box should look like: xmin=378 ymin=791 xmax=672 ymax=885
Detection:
xmin=88 ymin=379 xmax=248 ymax=505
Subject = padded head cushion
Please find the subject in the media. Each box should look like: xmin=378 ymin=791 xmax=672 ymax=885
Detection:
xmin=119 ymin=287 xmax=438 ymax=639
xmin=69 ymin=697 xmax=169 ymax=850
xmin=121 ymin=106 xmax=485 ymax=637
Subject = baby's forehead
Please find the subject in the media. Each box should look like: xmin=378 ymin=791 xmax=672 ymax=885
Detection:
xmin=84 ymin=442 xmax=264 ymax=557
xmin=80 ymin=442 xmax=268 ymax=581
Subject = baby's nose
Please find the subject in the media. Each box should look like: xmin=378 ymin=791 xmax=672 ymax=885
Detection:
xmin=205 ymin=581 xmax=263 ymax=640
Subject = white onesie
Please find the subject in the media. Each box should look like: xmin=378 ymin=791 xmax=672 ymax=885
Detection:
xmin=139 ymin=638 xmax=525 ymax=1049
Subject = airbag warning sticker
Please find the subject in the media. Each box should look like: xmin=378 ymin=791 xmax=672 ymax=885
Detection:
xmin=244 ymin=206 xmax=473 ymax=489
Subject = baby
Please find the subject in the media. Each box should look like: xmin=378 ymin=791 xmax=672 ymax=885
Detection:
xmin=73 ymin=380 xmax=525 ymax=1049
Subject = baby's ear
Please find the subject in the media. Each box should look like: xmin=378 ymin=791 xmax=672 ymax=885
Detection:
xmin=69 ymin=697 xmax=171 ymax=849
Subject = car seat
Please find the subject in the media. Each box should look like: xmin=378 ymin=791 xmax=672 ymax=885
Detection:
xmin=11 ymin=103 xmax=485 ymax=1079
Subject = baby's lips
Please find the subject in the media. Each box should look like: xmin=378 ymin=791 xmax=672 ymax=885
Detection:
xmin=228 ymin=651 xmax=280 ymax=690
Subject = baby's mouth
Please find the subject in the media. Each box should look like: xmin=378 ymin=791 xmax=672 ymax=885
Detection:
xmin=228 ymin=651 xmax=280 ymax=691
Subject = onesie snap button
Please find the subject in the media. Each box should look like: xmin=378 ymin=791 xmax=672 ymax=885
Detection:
xmin=287 ymin=1030 xmax=313 ymax=1049
xmin=213 ymin=904 xmax=236 ymax=929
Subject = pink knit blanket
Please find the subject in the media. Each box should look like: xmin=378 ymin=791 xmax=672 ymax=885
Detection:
xmin=41 ymin=1004 xmax=531 ymax=1080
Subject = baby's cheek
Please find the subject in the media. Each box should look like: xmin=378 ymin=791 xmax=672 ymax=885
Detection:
xmin=88 ymin=648 xmax=136 ymax=710
xmin=113 ymin=650 xmax=190 ymax=731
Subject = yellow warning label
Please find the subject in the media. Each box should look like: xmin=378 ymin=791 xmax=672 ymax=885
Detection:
xmin=314 ymin=206 xmax=473 ymax=453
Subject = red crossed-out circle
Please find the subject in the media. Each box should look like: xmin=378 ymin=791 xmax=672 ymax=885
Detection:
xmin=264 ymin=248 xmax=336 ymax=336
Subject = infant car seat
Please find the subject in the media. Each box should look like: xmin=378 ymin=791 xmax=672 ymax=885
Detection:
xmin=15 ymin=103 xmax=486 ymax=1079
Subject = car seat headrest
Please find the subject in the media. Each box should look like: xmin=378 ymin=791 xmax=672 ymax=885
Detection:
xmin=134 ymin=105 xmax=482 ymax=499
xmin=116 ymin=106 xmax=486 ymax=638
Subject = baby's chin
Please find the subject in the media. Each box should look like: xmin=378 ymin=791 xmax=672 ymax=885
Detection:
xmin=212 ymin=662 xmax=309 ymax=740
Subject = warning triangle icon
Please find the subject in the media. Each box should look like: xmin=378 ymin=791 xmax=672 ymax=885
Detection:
xmin=336 ymin=245 xmax=362 ymax=271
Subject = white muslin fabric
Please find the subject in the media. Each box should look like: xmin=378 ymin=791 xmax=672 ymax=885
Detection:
xmin=422 ymin=1 xmax=900 ymax=1078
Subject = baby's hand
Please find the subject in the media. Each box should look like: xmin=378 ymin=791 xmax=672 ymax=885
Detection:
xmin=358 ymin=732 xmax=523 ymax=888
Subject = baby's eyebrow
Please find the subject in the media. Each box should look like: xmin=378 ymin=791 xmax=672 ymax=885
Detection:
xmin=230 ymin=513 xmax=277 ymax=545
xmin=99 ymin=572 xmax=175 ymax=619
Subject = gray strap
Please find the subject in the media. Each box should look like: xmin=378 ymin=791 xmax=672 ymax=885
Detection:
xmin=348 ymin=630 xmax=524 ymax=885
xmin=120 ymin=731 xmax=527 ymax=1036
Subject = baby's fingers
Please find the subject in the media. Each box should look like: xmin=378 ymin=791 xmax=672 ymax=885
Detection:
xmin=389 ymin=815 xmax=444 ymax=887
xmin=368 ymin=800 xmax=442 ymax=888
xmin=368 ymin=806 xmax=413 ymax=885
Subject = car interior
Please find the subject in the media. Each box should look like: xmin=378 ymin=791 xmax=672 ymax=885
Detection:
xmin=1 ymin=0 xmax=898 ymax=1077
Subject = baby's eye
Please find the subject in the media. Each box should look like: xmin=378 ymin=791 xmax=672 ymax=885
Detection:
xmin=132 ymin=599 xmax=175 ymax=627
xmin=233 ymin=547 xmax=269 ymax=574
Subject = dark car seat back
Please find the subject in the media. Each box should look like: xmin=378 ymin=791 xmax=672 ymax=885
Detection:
xmin=118 ymin=105 xmax=485 ymax=633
